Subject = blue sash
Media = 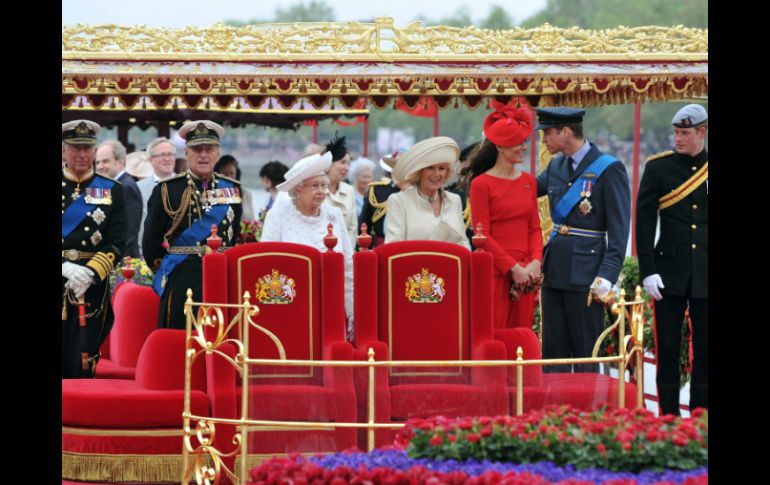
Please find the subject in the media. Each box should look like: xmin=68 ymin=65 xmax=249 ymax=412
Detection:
xmin=152 ymin=179 xmax=235 ymax=296
xmin=549 ymin=154 xmax=616 ymax=241
xmin=62 ymin=176 xmax=115 ymax=239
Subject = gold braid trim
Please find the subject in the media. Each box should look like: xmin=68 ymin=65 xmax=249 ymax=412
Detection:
xmin=161 ymin=182 xmax=194 ymax=239
xmin=86 ymin=252 xmax=115 ymax=281
xmin=62 ymin=451 xmax=211 ymax=482
xmin=368 ymin=184 xmax=389 ymax=223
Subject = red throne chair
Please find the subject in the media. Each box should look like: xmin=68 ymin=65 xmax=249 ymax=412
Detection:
xmin=494 ymin=327 xmax=638 ymax=413
xmin=95 ymin=280 xmax=159 ymax=379
xmin=202 ymin=241 xmax=356 ymax=463
xmin=62 ymin=329 xmax=208 ymax=483
xmin=353 ymin=240 xmax=507 ymax=448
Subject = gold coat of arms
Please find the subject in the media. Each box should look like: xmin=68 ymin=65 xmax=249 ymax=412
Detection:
xmin=405 ymin=268 xmax=446 ymax=303
xmin=255 ymin=269 xmax=296 ymax=304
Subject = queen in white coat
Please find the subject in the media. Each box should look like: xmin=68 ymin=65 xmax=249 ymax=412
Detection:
xmin=260 ymin=151 xmax=355 ymax=339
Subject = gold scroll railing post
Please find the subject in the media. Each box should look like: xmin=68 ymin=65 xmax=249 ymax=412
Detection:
xmin=516 ymin=347 xmax=524 ymax=416
xmin=182 ymin=289 xmax=194 ymax=484
xmin=367 ymin=348 xmax=376 ymax=452
xmin=239 ymin=292 xmax=251 ymax=485
xmin=616 ymin=289 xmax=626 ymax=409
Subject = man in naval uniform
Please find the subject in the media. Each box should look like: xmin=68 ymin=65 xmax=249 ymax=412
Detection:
xmin=535 ymin=107 xmax=631 ymax=373
xmin=358 ymin=150 xmax=404 ymax=248
xmin=142 ymin=120 xmax=242 ymax=329
xmin=636 ymin=104 xmax=708 ymax=415
xmin=61 ymin=120 xmax=127 ymax=378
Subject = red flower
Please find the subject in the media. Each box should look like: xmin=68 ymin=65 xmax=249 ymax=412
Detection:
xmin=672 ymin=434 xmax=690 ymax=447
xmin=447 ymin=434 xmax=457 ymax=443
xmin=458 ymin=419 xmax=474 ymax=430
xmin=480 ymin=425 xmax=493 ymax=438
xmin=596 ymin=443 xmax=607 ymax=455
xmin=429 ymin=434 xmax=443 ymax=446
xmin=621 ymin=442 xmax=633 ymax=451
xmin=466 ymin=433 xmax=480 ymax=443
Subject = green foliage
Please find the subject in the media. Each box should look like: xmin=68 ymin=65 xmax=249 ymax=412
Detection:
xmin=522 ymin=0 xmax=707 ymax=29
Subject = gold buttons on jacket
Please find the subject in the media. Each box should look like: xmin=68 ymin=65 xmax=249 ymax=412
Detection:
xmin=691 ymin=166 xmax=697 ymax=171
xmin=692 ymin=204 xmax=698 ymax=210
xmin=691 ymin=244 xmax=697 ymax=249
xmin=691 ymin=224 xmax=696 ymax=230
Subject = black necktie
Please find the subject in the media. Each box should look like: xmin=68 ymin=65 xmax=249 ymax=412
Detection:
xmin=567 ymin=157 xmax=575 ymax=176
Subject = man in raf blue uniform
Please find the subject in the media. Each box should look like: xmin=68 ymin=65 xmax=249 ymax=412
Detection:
xmin=61 ymin=120 xmax=127 ymax=378
xmin=636 ymin=104 xmax=708 ymax=415
xmin=142 ymin=120 xmax=242 ymax=329
xmin=535 ymin=107 xmax=631 ymax=373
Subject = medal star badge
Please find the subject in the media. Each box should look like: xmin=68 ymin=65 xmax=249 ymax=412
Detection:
xmin=90 ymin=230 xmax=103 ymax=245
xmin=91 ymin=208 xmax=106 ymax=225
xmin=579 ymin=198 xmax=592 ymax=215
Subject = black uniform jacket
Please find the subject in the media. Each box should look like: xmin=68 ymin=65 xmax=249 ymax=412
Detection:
xmin=636 ymin=149 xmax=708 ymax=299
xmin=142 ymin=171 xmax=242 ymax=272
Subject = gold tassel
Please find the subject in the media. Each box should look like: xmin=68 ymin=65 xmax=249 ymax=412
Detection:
xmin=62 ymin=300 xmax=68 ymax=321
xmin=62 ymin=452 xmax=211 ymax=483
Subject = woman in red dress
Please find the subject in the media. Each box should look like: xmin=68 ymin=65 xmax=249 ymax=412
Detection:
xmin=467 ymin=100 xmax=543 ymax=329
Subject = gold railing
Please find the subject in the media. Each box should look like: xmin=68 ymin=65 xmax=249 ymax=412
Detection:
xmin=182 ymin=286 xmax=645 ymax=484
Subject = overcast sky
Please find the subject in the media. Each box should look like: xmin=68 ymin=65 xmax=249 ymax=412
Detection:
xmin=62 ymin=0 xmax=547 ymax=28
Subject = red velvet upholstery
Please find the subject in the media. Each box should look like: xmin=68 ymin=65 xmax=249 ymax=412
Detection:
xmin=95 ymin=281 xmax=159 ymax=379
xmin=353 ymin=241 xmax=507 ymax=448
xmin=61 ymin=329 xmax=209 ymax=482
xmin=202 ymin=242 xmax=356 ymax=460
xmin=494 ymin=327 xmax=638 ymax=413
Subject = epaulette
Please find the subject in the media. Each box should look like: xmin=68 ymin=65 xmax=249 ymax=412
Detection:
xmin=215 ymin=174 xmax=241 ymax=185
xmin=158 ymin=173 xmax=187 ymax=183
xmin=368 ymin=178 xmax=391 ymax=187
xmin=646 ymin=150 xmax=674 ymax=163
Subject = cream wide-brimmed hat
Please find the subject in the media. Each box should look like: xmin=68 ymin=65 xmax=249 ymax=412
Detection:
xmin=392 ymin=136 xmax=460 ymax=183
xmin=276 ymin=151 xmax=333 ymax=192
xmin=125 ymin=151 xmax=154 ymax=179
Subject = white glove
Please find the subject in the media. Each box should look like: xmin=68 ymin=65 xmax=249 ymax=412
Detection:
xmin=62 ymin=262 xmax=94 ymax=286
xmin=643 ymin=274 xmax=665 ymax=301
xmin=66 ymin=277 xmax=93 ymax=298
xmin=594 ymin=277 xmax=612 ymax=299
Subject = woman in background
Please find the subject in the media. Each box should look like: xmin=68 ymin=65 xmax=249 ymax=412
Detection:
xmin=215 ymin=155 xmax=255 ymax=222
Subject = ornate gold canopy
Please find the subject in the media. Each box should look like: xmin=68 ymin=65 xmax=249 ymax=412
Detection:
xmin=62 ymin=18 xmax=708 ymax=110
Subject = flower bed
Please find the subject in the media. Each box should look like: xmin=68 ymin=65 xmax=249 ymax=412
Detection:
xmin=248 ymin=406 xmax=708 ymax=484
xmin=398 ymin=406 xmax=707 ymax=473
xmin=249 ymin=450 xmax=707 ymax=484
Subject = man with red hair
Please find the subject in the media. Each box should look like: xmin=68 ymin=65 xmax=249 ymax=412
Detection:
xmin=535 ymin=107 xmax=630 ymax=373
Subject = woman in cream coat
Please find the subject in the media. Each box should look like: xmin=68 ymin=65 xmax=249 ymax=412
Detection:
xmin=384 ymin=136 xmax=470 ymax=249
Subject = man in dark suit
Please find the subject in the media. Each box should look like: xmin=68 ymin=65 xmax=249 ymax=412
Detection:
xmin=636 ymin=104 xmax=708 ymax=415
xmin=96 ymin=140 xmax=142 ymax=258
xmin=535 ymin=107 xmax=631 ymax=373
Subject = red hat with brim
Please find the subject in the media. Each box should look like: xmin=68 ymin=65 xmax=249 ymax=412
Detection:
xmin=483 ymin=99 xmax=533 ymax=147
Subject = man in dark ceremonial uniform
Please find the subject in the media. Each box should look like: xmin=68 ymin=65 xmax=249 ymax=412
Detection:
xmin=358 ymin=151 xmax=404 ymax=247
xmin=636 ymin=104 xmax=708 ymax=415
xmin=535 ymin=107 xmax=631 ymax=373
xmin=143 ymin=120 xmax=242 ymax=329
xmin=61 ymin=120 xmax=127 ymax=378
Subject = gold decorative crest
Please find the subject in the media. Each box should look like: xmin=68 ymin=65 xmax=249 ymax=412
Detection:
xmin=405 ymin=268 xmax=446 ymax=303
xmin=255 ymin=269 xmax=296 ymax=304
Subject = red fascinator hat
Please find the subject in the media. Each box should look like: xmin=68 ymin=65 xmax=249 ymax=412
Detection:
xmin=483 ymin=98 xmax=533 ymax=147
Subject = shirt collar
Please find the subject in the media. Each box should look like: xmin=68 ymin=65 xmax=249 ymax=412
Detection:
xmin=570 ymin=140 xmax=591 ymax=167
